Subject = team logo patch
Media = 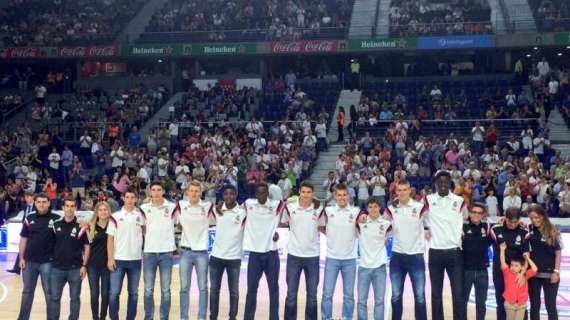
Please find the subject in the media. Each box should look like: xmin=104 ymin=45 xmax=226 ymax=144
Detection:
xmin=71 ymin=227 xmax=77 ymax=237
xmin=57 ymin=227 xmax=61 ymax=232
xmin=467 ymin=229 xmax=473 ymax=234
xmin=515 ymin=235 xmax=521 ymax=245
xmin=30 ymin=220 xmax=35 ymax=224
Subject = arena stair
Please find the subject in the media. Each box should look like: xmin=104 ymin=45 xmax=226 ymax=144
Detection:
xmin=140 ymin=91 xmax=186 ymax=135
xmin=548 ymin=108 xmax=570 ymax=157
xmin=306 ymin=89 xmax=361 ymax=201
xmin=487 ymin=0 xmax=508 ymax=32
xmin=348 ymin=0 xmax=380 ymax=38
xmin=374 ymin=0 xmax=392 ymax=37
xmin=117 ymin=0 xmax=170 ymax=43
xmin=502 ymin=0 xmax=537 ymax=32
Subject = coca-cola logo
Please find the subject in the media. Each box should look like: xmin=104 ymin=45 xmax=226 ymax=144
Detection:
xmin=271 ymin=41 xmax=338 ymax=53
xmin=303 ymin=40 xmax=337 ymax=52
xmin=59 ymin=46 xmax=118 ymax=57
xmin=272 ymin=41 xmax=301 ymax=53
xmin=6 ymin=47 xmax=41 ymax=58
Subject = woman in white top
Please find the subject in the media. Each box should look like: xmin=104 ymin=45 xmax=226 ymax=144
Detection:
xmin=356 ymin=174 xmax=370 ymax=209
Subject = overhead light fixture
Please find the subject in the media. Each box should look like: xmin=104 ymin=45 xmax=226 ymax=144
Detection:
xmin=157 ymin=59 xmax=163 ymax=63
xmin=533 ymin=47 xmax=539 ymax=50
xmin=558 ymin=53 xmax=563 ymax=56
xmin=526 ymin=54 xmax=531 ymax=58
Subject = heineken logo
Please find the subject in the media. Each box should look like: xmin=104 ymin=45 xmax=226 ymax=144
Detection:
xmin=132 ymin=46 xmax=173 ymax=55
xmin=202 ymin=45 xmax=245 ymax=54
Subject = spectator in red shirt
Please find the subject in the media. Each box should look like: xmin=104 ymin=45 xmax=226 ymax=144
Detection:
xmin=499 ymin=242 xmax=538 ymax=320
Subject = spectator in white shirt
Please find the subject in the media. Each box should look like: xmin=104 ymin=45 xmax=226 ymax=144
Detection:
xmin=321 ymin=183 xmax=361 ymax=320
xmin=537 ymin=57 xmax=550 ymax=78
xmin=315 ymin=119 xmax=328 ymax=152
xmin=505 ymin=90 xmax=517 ymax=107
xmin=282 ymin=182 xmax=324 ymax=319
xmin=502 ymin=188 xmax=522 ymax=211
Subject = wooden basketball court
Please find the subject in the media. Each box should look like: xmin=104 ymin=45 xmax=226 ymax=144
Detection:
xmin=0 ymin=253 xmax=498 ymax=319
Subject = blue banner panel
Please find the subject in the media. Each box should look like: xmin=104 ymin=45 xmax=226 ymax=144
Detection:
xmin=419 ymin=35 xmax=493 ymax=49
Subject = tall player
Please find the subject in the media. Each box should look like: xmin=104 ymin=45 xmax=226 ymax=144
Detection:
xmin=321 ymin=183 xmax=361 ymax=320
xmin=243 ymin=183 xmax=286 ymax=320
xmin=140 ymin=182 xmax=178 ymax=320
xmin=282 ymin=181 xmax=324 ymax=320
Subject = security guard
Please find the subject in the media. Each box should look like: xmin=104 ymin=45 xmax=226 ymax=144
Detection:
xmin=17 ymin=193 xmax=59 ymax=320
xmin=490 ymin=207 xmax=529 ymax=320
xmin=462 ymin=203 xmax=493 ymax=320
xmin=49 ymin=198 xmax=90 ymax=320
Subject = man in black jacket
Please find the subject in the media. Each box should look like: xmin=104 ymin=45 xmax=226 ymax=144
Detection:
xmin=16 ymin=193 xmax=59 ymax=320
xmin=462 ymin=203 xmax=493 ymax=320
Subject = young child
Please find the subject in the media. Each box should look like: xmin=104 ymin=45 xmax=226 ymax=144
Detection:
xmin=485 ymin=188 xmax=499 ymax=218
xmin=499 ymin=242 xmax=537 ymax=320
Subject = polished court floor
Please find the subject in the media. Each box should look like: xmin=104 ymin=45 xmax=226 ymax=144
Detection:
xmin=0 ymin=253 xmax=568 ymax=319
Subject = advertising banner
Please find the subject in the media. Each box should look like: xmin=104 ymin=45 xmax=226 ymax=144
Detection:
xmin=346 ymin=38 xmax=417 ymax=51
xmin=555 ymin=32 xmax=570 ymax=45
xmin=186 ymin=43 xmax=257 ymax=56
xmin=122 ymin=44 xmax=182 ymax=57
xmin=0 ymin=47 xmax=53 ymax=59
xmin=271 ymin=40 xmax=340 ymax=53
xmin=418 ymin=35 xmax=493 ymax=49
xmin=58 ymin=45 xmax=119 ymax=58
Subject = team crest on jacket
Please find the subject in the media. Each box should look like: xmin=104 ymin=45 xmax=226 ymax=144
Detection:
xmin=71 ymin=227 xmax=77 ymax=237
xmin=452 ymin=201 xmax=458 ymax=208
xmin=515 ymin=235 xmax=521 ymax=245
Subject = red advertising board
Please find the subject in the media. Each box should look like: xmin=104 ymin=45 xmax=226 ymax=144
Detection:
xmin=271 ymin=40 xmax=339 ymax=53
xmin=0 ymin=47 xmax=44 ymax=59
xmin=58 ymin=46 xmax=119 ymax=58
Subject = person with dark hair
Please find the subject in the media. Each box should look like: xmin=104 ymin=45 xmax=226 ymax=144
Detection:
xmin=210 ymin=185 xmax=246 ymax=320
xmin=499 ymin=242 xmax=537 ymax=320
xmin=49 ymin=198 xmax=90 ymax=320
xmin=527 ymin=205 xmax=561 ymax=320
xmin=321 ymin=183 xmax=361 ymax=320
xmin=107 ymin=188 xmax=144 ymax=320
xmin=7 ymin=191 xmax=35 ymax=275
xmin=243 ymin=183 xmax=286 ymax=320
xmin=17 ymin=194 xmax=59 ymax=320
xmin=490 ymin=207 xmax=530 ymax=320
xmin=462 ymin=203 xmax=493 ymax=320
xmin=356 ymin=198 xmax=391 ymax=320
xmin=140 ymin=181 xmax=178 ymax=320
xmin=425 ymin=171 xmax=467 ymax=320
xmin=282 ymin=181 xmax=324 ymax=320
xmin=384 ymin=180 xmax=429 ymax=320
xmin=337 ymin=107 xmax=346 ymax=143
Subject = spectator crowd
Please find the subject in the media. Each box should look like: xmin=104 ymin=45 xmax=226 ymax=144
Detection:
xmin=390 ymin=0 xmax=493 ymax=36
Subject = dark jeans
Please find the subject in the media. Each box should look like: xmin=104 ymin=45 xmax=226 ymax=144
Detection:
xmin=464 ymin=269 xmax=488 ymax=320
xmin=18 ymin=261 xmax=52 ymax=320
xmin=209 ymin=256 xmax=241 ymax=320
xmin=389 ymin=252 xmax=426 ymax=320
xmin=493 ymin=264 xmax=507 ymax=320
xmin=244 ymin=250 xmax=280 ymax=320
xmin=88 ymin=265 xmax=110 ymax=320
xmin=529 ymin=277 xmax=559 ymax=320
xmin=428 ymin=248 xmax=465 ymax=320
xmin=49 ymin=267 xmax=82 ymax=320
xmin=284 ymin=254 xmax=319 ymax=320
xmin=337 ymin=124 xmax=344 ymax=142
xmin=109 ymin=260 xmax=142 ymax=320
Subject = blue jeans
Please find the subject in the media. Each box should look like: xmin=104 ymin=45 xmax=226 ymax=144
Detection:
xmin=18 ymin=261 xmax=52 ymax=320
xmin=463 ymin=269 xmax=488 ymax=320
xmin=321 ymin=258 xmax=356 ymax=320
xmin=285 ymin=254 xmax=320 ymax=320
xmin=209 ymin=256 xmax=241 ymax=320
xmin=109 ymin=260 xmax=141 ymax=320
xmin=357 ymin=265 xmax=387 ymax=320
xmin=49 ymin=267 xmax=82 ymax=320
xmin=179 ymin=249 xmax=208 ymax=320
xmin=244 ymin=250 xmax=280 ymax=320
xmin=144 ymin=252 xmax=174 ymax=320
xmin=389 ymin=252 xmax=427 ymax=320
xmin=87 ymin=265 xmax=110 ymax=320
